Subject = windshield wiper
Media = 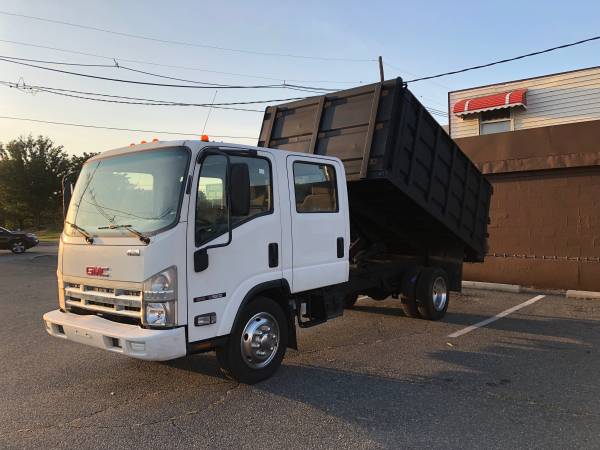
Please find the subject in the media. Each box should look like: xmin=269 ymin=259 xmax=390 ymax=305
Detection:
xmin=65 ymin=221 xmax=94 ymax=244
xmin=98 ymin=224 xmax=150 ymax=244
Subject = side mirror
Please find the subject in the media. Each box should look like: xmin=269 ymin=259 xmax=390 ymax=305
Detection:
xmin=230 ymin=163 xmax=250 ymax=217
xmin=62 ymin=175 xmax=74 ymax=219
xmin=194 ymin=248 xmax=209 ymax=272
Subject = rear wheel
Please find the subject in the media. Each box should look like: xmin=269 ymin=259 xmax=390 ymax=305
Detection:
xmin=416 ymin=268 xmax=449 ymax=321
xmin=10 ymin=240 xmax=26 ymax=254
xmin=216 ymin=296 xmax=288 ymax=384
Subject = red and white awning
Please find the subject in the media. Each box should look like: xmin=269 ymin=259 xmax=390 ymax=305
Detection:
xmin=453 ymin=89 xmax=527 ymax=116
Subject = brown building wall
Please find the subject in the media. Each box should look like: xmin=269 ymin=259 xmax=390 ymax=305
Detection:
xmin=455 ymin=120 xmax=600 ymax=291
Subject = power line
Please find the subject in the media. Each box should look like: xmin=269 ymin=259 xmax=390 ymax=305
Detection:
xmin=383 ymin=61 xmax=452 ymax=90
xmin=0 ymin=54 xmax=115 ymax=68
xmin=0 ymin=39 xmax=367 ymax=84
xmin=1 ymin=81 xmax=305 ymax=106
xmin=405 ymin=34 xmax=600 ymax=83
xmin=3 ymin=79 xmax=447 ymax=120
xmin=21 ymin=86 xmax=265 ymax=111
xmin=0 ymin=80 xmax=299 ymax=111
xmin=0 ymin=115 xmax=258 ymax=140
xmin=118 ymin=64 xmax=333 ymax=92
xmin=0 ymin=55 xmax=335 ymax=92
xmin=0 ymin=10 xmax=376 ymax=62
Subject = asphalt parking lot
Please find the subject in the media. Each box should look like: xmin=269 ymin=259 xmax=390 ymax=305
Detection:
xmin=1 ymin=246 xmax=599 ymax=449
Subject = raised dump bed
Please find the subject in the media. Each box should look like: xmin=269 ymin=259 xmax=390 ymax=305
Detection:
xmin=258 ymin=78 xmax=492 ymax=264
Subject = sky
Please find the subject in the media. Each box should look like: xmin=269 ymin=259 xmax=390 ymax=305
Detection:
xmin=1 ymin=0 xmax=600 ymax=156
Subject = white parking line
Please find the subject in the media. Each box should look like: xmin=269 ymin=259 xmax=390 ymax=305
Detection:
xmin=448 ymin=295 xmax=546 ymax=338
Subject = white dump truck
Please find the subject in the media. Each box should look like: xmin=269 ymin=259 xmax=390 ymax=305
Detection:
xmin=44 ymin=79 xmax=491 ymax=383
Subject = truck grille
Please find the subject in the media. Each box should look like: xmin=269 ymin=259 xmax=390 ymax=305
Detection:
xmin=64 ymin=282 xmax=143 ymax=319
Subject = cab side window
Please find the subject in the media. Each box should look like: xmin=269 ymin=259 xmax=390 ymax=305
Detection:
xmin=196 ymin=154 xmax=228 ymax=246
xmin=293 ymin=162 xmax=338 ymax=213
xmin=195 ymin=154 xmax=273 ymax=246
xmin=231 ymin=155 xmax=272 ymax=222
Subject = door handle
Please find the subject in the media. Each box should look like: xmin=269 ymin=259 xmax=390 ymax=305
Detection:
xmin=337 ymin=237 xmax=344 ymax=258
xmin=268 ymin=243 xmax=279 ymax=268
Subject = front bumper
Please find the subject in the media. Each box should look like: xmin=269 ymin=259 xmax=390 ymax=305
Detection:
xmin=43 ymin=309 xmax=187 ymax=361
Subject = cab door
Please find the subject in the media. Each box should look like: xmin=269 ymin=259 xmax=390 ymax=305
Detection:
xmin=186 ymin=149 xmax=282 ymax=343
xmin=286 ymin=156 xmax=349 ymax=293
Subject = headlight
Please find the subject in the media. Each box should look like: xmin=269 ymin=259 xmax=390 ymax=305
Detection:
xmin=142 ymin=266 xmax=177 ymax=327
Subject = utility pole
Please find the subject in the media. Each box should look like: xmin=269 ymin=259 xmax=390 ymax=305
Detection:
xmin=378 ymin=56 xmax=385 ymax=83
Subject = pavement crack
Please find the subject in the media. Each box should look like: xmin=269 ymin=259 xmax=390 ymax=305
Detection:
xmin=128 ymin=382 xmax=242 ymax=429
xmin=483 ymin=390 xmax=600 ymax=418
xmin=5 ymin=379 xmax=235 ymax=436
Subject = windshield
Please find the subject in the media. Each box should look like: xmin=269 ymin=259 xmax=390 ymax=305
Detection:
xmin=66 ymin=147 xmax=190 ymax=237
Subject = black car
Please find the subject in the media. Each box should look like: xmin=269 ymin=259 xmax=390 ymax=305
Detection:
xmin=0 ymin=227 xmax=40 ymax=254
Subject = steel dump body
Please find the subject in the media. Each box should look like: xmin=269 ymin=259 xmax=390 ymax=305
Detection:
xmin=259 ymin=78 xmax=492 ymax=263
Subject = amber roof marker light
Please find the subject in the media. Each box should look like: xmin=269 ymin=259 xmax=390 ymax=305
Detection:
xmin=201 ymin=134 xmax=210 ymax=142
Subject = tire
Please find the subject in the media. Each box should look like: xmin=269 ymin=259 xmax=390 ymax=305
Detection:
xmin=400 ymin=267 xmax=422 ymax=319
xmin=416 ymin=268 xmax=449 ymax=321
xmin=344 ymin=294 xmax=358 ymax=309
xmin=216 ymin=296 xmax=288 ymax=384
xmin=10 ymin=240 xmax=26 ymax=254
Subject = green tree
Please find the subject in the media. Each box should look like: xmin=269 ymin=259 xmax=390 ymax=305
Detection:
xmin=69 ymin=152 xmax=99 ymax=177
xmin=0 ymin=135 xmax=71 ymax=228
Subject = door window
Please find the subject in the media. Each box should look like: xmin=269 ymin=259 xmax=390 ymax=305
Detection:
xmin=195 ymin=154 xmax=272 ymax=246
xmin=293 ymin=162 xmax=338 ymax=213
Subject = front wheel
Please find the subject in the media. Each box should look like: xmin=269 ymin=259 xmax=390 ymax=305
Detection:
xmin=416 ymin=268 xmax=449 ymax=321
xmin=10 ymin=241 xmax=26 ymax=254
xmin=216 ymin=296 xmax=288 ymax=384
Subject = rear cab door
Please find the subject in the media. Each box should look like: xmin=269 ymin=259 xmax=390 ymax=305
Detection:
xmin=286 ymin=155 xmax=349 ymax=293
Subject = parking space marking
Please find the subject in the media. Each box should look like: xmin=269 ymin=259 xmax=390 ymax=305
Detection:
xmin=448 ymin=294 xmax=546 ymax=338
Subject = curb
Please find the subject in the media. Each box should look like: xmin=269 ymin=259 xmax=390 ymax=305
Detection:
xmin=566 ymin=290 xmax=600 ymax=300
xmin=462 ymin=281 xmax=521 ymax=293
xmin=463 ymin=281 xmax=599 ymax=299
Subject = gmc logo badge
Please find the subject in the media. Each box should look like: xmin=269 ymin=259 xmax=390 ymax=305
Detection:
xmin=86 ymin=266 xmax=110 ymax=277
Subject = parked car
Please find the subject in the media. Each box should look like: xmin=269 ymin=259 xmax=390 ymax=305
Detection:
xmin=0 ymin=227 xmax=39 ymax=253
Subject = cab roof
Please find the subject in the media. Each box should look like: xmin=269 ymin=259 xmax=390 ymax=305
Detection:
xmin=87 ymin=139 xmax=342 ymax=164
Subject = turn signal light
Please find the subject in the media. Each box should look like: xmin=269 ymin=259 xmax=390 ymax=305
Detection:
xmin=201 ymin=134 xmax=209 ymax=142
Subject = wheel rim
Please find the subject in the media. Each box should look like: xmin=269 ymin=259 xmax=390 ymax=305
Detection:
xmin=240 ymin=312 xmax=280 ymax=369
xmin=432 ymin=276 xmax=448 ymax=311
xmin=12 ymin=241 xmax=25 ymax=253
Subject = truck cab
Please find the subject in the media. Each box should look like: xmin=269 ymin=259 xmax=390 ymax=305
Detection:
xmin=44 ymin=140 xmax=350 ymax=383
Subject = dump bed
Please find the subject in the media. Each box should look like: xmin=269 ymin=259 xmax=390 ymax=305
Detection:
xmin=258 ymin=78 xmax=492 ymax=262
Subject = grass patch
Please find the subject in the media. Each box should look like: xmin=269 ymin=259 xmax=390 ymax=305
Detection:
xmin=29 ymin=228 xmax=62 ymax=243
